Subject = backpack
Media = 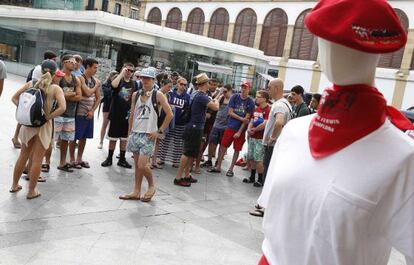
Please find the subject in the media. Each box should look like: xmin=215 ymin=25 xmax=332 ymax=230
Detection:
xmin=281 ymin=100 xmax=294 ymax=121
xmin=16 ymin=84 xmax=47 ymax=127
xmin=26 ymin=67 xmax=35 ymax=83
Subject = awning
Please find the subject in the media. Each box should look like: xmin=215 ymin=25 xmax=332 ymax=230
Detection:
xmin=257 ymin=72 xmax=275 ymax=81
xmin=196 ymin=61 xmax=233 ymax=75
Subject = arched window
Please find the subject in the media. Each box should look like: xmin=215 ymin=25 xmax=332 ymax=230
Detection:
xmin=260 ymin=8 xmax=288 ymax=57
xmin=233 ymin=8 xmax=257 ymax=47
xmin=290 ymin=9 xmax=318 ymax=61
xmin=166 ymin=8 xmax=182 ymax=30
xmin=208 ymin=8 xmax=229 ymax=41
xmin=378 ymin=9 xmax=409 ymax=69
xmin=147 ymin=7 xmax=161 ymax=25
xmin=186 ymin=8 xmax=205 ymax=35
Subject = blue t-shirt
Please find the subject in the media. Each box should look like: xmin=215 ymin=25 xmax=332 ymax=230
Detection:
xmin=186 ymin=91 xmax=210 ymax=130
xmin=169 ymin=90 xmax=191 ymax=125
xmin=227 ymin=94 xmax=255 ymax=131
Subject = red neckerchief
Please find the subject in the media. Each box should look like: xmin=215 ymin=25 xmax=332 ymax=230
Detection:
xmin=309 ymin=84 xmax=414 ymax=159
xmin=258 ymin=255 xmax=269 ymax=265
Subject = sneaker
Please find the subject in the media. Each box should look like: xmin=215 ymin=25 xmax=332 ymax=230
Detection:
xmin=200 ymin=160 xmax=212 ymax=168
xmin=242 ymin=177 xmax=254 ymax=184
xmin=174 ymin=178 xmax=191 ymax=187
xmin=183 ymin=175 xmax=198 ymax=183
xmin=117 ymin=159 xmax=132 ymax=169
xmin=97 ymin=143 xmax=103 ymax=149
xmin=101 ymin=158 xmax=112 ymax=167
xmin=253 ymin=181 xmax=263 ymax=187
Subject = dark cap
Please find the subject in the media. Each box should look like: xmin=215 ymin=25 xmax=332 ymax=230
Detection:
xmin=171 ymin=71 xmax=179 ymax=77
xmin=41 ymin=60 xmax=57 ymax=74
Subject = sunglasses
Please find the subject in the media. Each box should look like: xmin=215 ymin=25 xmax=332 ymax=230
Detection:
xmin=179 ymin=83 xmax=188 ymax=86
xmin=64 ymin=60 xmax=76 ymax=64
xmin=135 ymin=75 xmax=141 ymax=78
xmin=126 ymin=69 xmax=134 ymax=73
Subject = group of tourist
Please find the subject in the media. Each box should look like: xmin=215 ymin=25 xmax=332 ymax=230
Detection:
xmin=4 ymin=51 xmax=321 ymax=201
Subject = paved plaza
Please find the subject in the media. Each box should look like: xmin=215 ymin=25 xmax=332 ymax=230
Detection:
xmin=0 ymin=75 xmax=407 ymax=265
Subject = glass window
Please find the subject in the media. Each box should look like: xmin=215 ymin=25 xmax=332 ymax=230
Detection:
xmin=233 ymin=8 xmax=257 ymax=48
xmin=114 ymin=3 xmax=121 ymax=15
xmin=208 ymin=8 xmax=229 ymax=41
xmin=147 ymin=7 xmax=162 ymax=25
xmin=130 ymin=8 xmax=138 ymax=20
xmin=260 ymin=8 xmax=288 ymax=57
xmin=166 ymin=8 xmax=182 ymax=30
xmin=290 ymin=9 xmax=318 ymax=61
xmin=186 ymin=8 xmax=204 ymax=35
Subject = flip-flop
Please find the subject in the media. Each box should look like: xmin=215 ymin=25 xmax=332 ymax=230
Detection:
xmin=26 ymin=192 xmax=41 ymax=200
xmin=57 ymin=164 xmax=74 ymax=173
xmin=207 ymin=168 xmax=221 ymax=173
xmin=226 ymin=170 xmax=234 ymax=177
xmin=9 ymin=185 xmax=22 ymax=193
xmin=141 ymin=188 xmax=156 ymax=203
xmin=80 ymin=161 xmax=90 ymax=168
xmin=41 ymin=164 xmax=50 ymax=173
xmin=172 ymin=164 xmax=180 ymax=168
xmin=23 ymin=175 xmax=46 ymax=182
xmin=249 ymin=209 xmax=264 ymax=217
xmin=119 ymin=194 xmax=141 ymax=200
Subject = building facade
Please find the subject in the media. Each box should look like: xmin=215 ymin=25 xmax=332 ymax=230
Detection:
xmin=0 ymin=0 xmax=413 ymax=108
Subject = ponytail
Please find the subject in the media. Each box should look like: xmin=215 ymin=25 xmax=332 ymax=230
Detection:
xmin=34 ymin=71 xmax=54 ymax=116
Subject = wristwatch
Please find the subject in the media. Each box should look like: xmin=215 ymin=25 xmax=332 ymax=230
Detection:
xmin=158 ymin=129 xmax=164 ymax=135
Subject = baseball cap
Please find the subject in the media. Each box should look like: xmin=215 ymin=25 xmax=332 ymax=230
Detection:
xmin=41 ymin=60 xmax=57 ymax=74
xmin=241 ymin=80 xmax=251 ymax=89
xmin=55 ymin=69 xmax=65 ymax=77
xmin=140 ymin=67 xmax=156 ymax=79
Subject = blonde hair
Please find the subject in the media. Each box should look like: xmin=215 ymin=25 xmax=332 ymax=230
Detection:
xmin=33 ymin=72 xmax=54 ymax=116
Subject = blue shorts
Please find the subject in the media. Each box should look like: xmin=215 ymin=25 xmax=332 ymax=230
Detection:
xmin=75 ymin=116 xmax=94 ymax=140
xmin=209 ymin=127 xmax=225 ymax=145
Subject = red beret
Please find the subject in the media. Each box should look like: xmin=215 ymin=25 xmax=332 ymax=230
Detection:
xmin=305 ymin=0 xmax=407 ymax=54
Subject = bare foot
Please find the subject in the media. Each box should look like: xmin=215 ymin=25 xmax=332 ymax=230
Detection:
xmin=9 ymin=185 xmax=22 ymax=193
xmin=119 ymin=192 xmax=141 ymax=200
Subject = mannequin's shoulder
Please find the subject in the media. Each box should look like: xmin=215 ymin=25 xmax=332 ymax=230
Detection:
xmin=284 ymin=114 xmax=315 ymax=133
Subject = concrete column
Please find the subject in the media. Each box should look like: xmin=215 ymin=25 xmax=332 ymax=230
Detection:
xmin=161 ymin=20 xmax=166 ymax=27
xmin=277 ymin=60 xmax=288 ymax=82
xmin=227 ymin=23 xmax=235 ymax=43
xmin=253 ymin=24 xmax=263 ymax=50
xmin=138 ymin=1 xmax=146 ymax=21
xmin=392 ymin=30 xmax=414 ymax=108
xmin=203 ymin=22 xmax=209 ymax=37
xmin=282 ymin=25 xmax=295 ymax=60
xmin=310 ymin=68 xmax=322 ymax=93
xmin=181 ymin=21 xmax=187 ymax=31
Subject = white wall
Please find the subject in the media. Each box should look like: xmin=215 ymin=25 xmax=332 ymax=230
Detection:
xmin=319 ymin=73 xmax=332 ymax=93
xmin=284 ymin=60 xmax=313 ymax=92
xmin=402 ymin=72 xmax=414 ymax=109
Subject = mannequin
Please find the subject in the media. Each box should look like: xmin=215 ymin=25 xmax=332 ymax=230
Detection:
xmin=318 ymin=38 xmax=379 ymax=86
xmin=258 ymin=1 xmax=414 ymax=265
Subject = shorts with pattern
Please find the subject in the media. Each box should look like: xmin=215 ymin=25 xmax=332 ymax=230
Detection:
xmin=247 ymin=138 xmax=265 ymax=162
xmin=127 ymin=132 xmax=155 ymax=156
xmin=54 ymin=116 xmax=75 ymax=141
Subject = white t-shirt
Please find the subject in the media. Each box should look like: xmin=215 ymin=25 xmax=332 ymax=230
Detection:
xmin=259 ymin=116 xmax=414 ymax=265
xmin=262 ymin=98 xmax=292 ymax=146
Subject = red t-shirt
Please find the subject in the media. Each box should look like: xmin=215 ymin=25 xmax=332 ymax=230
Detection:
xmin=251 ymin=105 xmax=271 ymax=139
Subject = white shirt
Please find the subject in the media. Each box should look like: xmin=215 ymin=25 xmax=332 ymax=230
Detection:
xmin=262 ymin=98 xmax=292 ymax=146
xmin=132 ymin=92 xmax=158 ymax=134
xmin=259 ymin=116 xmax=414 ymax=265
xmin=31 ymin=65 xmax=42 ymax=81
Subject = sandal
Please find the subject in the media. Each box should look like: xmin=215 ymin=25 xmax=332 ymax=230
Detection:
xmin=9 ymin=185 xmax=22 ymax=193
xmin=207 ymin=168 xmax=221 ymax=173
xmin=249 ymin=208 xmax=264 ymax=217
xmin=41 ymin=164 xmax=50 ymax=173
xmin=172 ymin=164 xmax=179 ymax=168
xmin=157 ymin=161 xmax=165 ymax=166
xmin=71 ymin=162 xmax=82 ymax=169
xmin=226 ymin=170 xmax=234 ymax=177
xmin=57 ymin=164 xmax=74 ymax=173
xmin=23 ymin=175 xmax=46 ymax=182
xmin=26 ymin=192 xmax=41 ymax=200
xmin=141 ymin=187 xmax=156 ymax=202
xmin=119 ymin=193 xmax=141 ymax=200
xmin=79 ymin=161 xmax=90 ymax=168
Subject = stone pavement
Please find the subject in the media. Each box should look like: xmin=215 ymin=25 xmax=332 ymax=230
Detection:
xmin=0 ymin=74 xmax=406 ymax=265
